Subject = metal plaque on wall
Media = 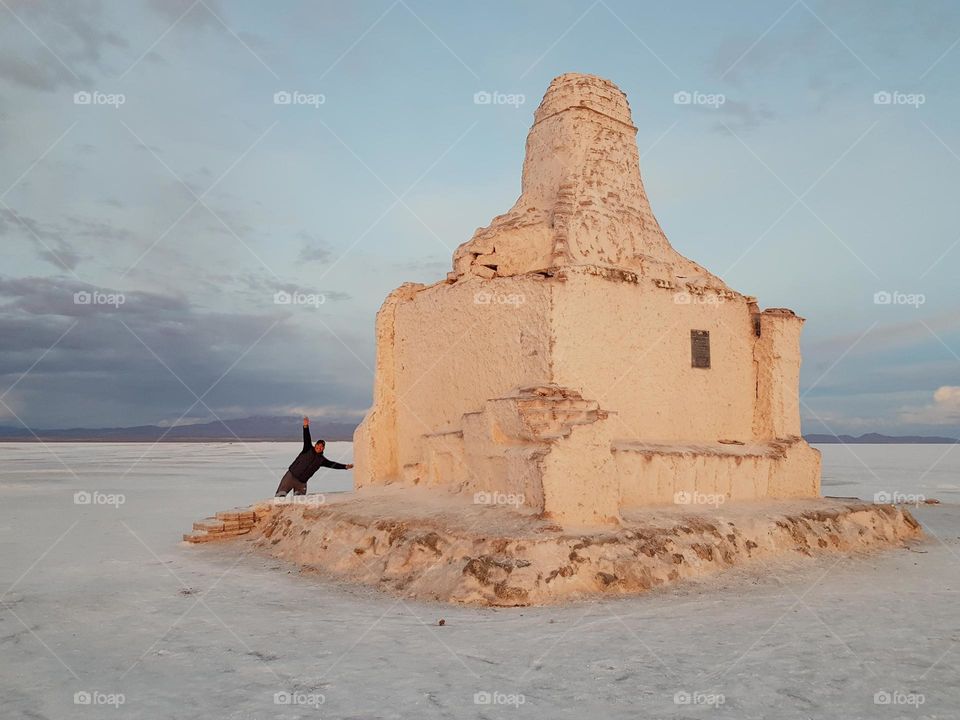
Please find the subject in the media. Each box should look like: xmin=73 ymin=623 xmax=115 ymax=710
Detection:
xmin=691 ymin=330 xmax=711 ymax=368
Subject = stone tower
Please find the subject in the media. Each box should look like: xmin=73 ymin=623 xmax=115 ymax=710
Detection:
xmin=452 ymin=74 xmax=722 ymax=285
xmin=353 ymin=73 xmax=821 ymax=526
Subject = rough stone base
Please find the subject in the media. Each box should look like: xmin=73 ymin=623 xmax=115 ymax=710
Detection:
xmin=186 ymin=488 xmax=922 ymax=606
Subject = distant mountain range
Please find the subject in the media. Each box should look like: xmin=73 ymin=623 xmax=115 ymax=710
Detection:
xmin=0 ymin=419 xmax=955 ymax=444
xmin=0 ymin=415 xmax=361 ymax=442
xmin=805 ymin=433 xmax=959 ymax=444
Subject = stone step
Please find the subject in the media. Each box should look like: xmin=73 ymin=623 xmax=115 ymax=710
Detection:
xmin=185 ymin=504 xmax=270 ymax=544
xmin=183 ymin=527 xmax=252 ymax=544
xmin=518 ymin=397 xmax=597 ymax=410
xmin=216 ymin=510 xmax=256 ymax=522
xmin=520 ymin=407 xmax=599 ymax=425
xmin=518 ymin=411 xmax=554 ymax=425
xmin=535 ymin=431 xmax=570 ymax=441
xmin=565 ymin=411 xmax=600 ymax=425
xmin=183 ymin=532 xmax=216 ymax=543
xmin=555 ymin=408 xmax=597 ymax=419
xmin=515 ymin=385 xmax=580 ymax=399
xmin=517 ymin=397 xmax=584 ymax=408
xmin=524 ymin=424 xmax=558 ymax=436
xmin=193 ymin=518 xmax=224 ymax=532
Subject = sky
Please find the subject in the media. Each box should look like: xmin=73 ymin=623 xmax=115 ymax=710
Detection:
xmin=0 ymin=0 xmax=958 ymax=437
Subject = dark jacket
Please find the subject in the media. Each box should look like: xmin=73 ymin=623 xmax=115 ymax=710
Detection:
xmin=288 ymin=426 xmax=347 ymax=482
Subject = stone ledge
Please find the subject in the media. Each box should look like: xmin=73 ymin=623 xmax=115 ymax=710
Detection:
xmin=206 ymin=489 xmax=924 ymax=606
xmin=612 ymin=439 xmax=788 ymax=458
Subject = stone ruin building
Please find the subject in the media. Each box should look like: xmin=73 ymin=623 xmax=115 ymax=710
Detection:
xmin=353 ymin=73 xmax=821 ymax=526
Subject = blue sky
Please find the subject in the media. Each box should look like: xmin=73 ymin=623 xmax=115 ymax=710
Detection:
xmin=1 ymin=0 xmax=958 ymax=436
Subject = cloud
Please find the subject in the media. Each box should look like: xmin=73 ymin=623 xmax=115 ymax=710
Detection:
xmin=296 ymin=232 xmax=333 ymax=263
xmin=65 ymin=215 xmax=137 ymax=244
xmin=711 ymin=14 xmax=825 ymax=85
xmin=0 ymin=208 xmax=84 ymax=270
xmin=399 ymin=254 xmax=450 ymax=280
xmin=900 ymin=386 xmax=960 ymax=425
xmin=707 ymin=5 xmax=876 ymax=114
xmin=0 ymin=208 xmax=148 ymax=272
xmin=0 ymin=275 xmax=188 ymax=317
xmin=712 ymin=100 xmax=776 ymax=134
xmin=146 ymin=0 xmax=223 ymax=29
xmin=220 ymin=271 xmax=352 ymax=304
xmin=801 ymin=408 xmax=899 ymax=434
xmin=807 ymin=311 xmax=960 ymax=360
xmin=142 ymin=0 xmax=275 ymax=72
xmin=0 ymin=0 xmax=127 ymax=91
xmin=144 ymin=50 xmax=167 ymax=66
xmin=0 ymin=53 xmax=80 ymax=92
xmin=0 ymin=273 xmax=370 ymax=428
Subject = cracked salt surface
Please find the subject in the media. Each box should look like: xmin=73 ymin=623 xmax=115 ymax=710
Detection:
xmin=1 ymin=442 xmax=958 ymax=719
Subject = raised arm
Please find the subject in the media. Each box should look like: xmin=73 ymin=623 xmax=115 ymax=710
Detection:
xmin=302 ymin=417 xmax=312 ymax=451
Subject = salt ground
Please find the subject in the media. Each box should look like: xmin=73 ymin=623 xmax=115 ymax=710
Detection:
xmin=1 ymin=442 xmax=959 ymax=719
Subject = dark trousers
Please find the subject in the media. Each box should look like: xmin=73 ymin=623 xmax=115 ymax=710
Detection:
xmin=275 ymin=470 xmax=307 ymax=497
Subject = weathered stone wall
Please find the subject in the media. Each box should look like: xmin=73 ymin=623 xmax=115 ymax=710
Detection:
xmin=614 ymin=438 xmax=821 ymax=508
xmin=550 ymin=270 xmax=756 ymax=444
xmin=358 ymin=277 xmax=550 ymax=478
xmin=754 ymin=309 xmax=804 ymax=439
xmin=354 ymin=283 xmax=423 ymax=488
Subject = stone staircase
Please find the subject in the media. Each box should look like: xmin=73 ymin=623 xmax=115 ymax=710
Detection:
xmin=513 ymin=385 xmax=608 ymax=441
xmin=414 ymin=383 xmax=616 ymax=524
xmin=183 ymin=506 xmax=268 ymax=543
